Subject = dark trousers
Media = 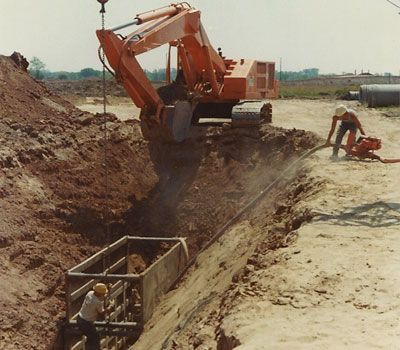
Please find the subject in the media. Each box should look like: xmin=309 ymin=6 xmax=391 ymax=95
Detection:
xmin=77 ymin=315 xmax=100 ymax=350
xmin=332 ymin=121 xmax=357 ymax=156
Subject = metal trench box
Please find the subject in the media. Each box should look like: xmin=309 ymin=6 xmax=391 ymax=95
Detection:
xmin=64 ymin=235 xmax=188 ymax=350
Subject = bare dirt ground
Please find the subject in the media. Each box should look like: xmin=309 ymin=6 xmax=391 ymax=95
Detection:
xmin=43 ymin=79 xmax=400 ymax=349
xmin=0 ymin=58 xmax=319 ymax=349
xmin=74 ymin=96 xmax=139 ymax=122
xmin=150 ymin=100 xmax=400 ymax=349
xmin=44 ymin=79 xmax=139 ymax=121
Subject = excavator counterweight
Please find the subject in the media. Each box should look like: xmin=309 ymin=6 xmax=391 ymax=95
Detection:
xmin=97 ymin=2 xmax=279 ymax=142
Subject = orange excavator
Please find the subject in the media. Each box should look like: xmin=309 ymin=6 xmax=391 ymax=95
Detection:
xmin=96 ymin=2 xmax=278 ymax=142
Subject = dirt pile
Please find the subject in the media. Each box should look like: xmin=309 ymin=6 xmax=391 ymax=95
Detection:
xmin=44 ymin=78 xmax=128 ymax=98
xmin=0 ymin=55 xmax=157 ymax=349
xmin=0 ymin=53 xmax=319 ymax=349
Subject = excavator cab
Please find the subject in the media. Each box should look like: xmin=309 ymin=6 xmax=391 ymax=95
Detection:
xmin=96 ymin=3 xmax=278 ymax=142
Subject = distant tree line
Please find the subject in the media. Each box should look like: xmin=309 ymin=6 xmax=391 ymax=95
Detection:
xmin=28 ymin=57 xmax=177 ymax=82
xmin=40 ymin=68 xmax=113 ymax=80
xmin=29 ymin=56 xmax=321 ymax=83
xmin=277 ymin=68 xmax=319 ymax=81
xmin=29 ymin=57 xmax=114 ymax=80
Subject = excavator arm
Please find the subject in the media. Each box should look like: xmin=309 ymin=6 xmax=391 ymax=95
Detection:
xmin=97 ymin=3 xmax=228 ymax=141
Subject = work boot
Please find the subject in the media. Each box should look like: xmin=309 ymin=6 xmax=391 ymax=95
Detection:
xmin=329 ymin=154 xmax=339 ymax=162
xmin=343 ymin=153 xmax=352 ymax=161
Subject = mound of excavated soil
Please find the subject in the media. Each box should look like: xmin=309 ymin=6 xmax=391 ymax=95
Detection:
xmin=0 ymin=54 xmax=319 ymax=349
xmin=44 ymin=78 xmax=128 ymax=98
xmin=0 ymin=55 xmax=157 ymax=349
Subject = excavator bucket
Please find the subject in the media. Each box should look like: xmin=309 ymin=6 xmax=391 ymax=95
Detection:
xmin=140 ymin=101 xmax=193 ymax=142
xmin=161 ymin=101 xmax=193 ymax=142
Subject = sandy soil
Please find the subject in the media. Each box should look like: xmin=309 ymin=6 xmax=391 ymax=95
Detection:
xmin=137 ymin=100 xmax=400 ymax=349
xmin=226 ymin=100 xmax=400 ymax=349
xmin=75 ymin=97 xmax=140 ymax=122
xmin=11 ymin=71 xmax=400 ymax=349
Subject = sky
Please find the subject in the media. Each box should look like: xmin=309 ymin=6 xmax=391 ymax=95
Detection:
xmin=1 ymin=0 xmax=400 ymax=74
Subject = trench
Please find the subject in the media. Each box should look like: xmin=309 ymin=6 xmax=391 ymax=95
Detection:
xmin=117 ymin=126 xmax=320 ymax=256
xmin=56 ymin=125 xmax=320 ymax=349
xmin=0 ymin=54 xmax=325 ymax=349
xmin=135 ymin=156 xmax=320 ymax=350
xmin=62 ymin=124 xmax=318 ymax=252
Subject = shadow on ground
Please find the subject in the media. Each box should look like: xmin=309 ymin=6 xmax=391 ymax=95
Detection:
xmin=313 ymin=201 xmax=400 ymax=227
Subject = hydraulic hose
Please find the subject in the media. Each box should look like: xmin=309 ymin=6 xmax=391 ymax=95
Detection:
xmin=168 ymin=143 xmax=328 ymax=291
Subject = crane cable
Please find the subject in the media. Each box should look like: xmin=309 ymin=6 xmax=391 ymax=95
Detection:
xmin=97 ymin=0 xmax=111 ymax=250
xmin=97 ymin=1 xmax=113 ymax=333
xmin=385 ymin=0 xmax=400 ymax=10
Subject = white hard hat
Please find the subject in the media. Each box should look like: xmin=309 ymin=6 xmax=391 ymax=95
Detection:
xmin=335 ymin=105 xmax=347 ymax=116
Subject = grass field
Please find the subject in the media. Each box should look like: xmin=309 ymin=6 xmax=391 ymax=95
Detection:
xmin=279 ymin=84 xmax=360 ymax=99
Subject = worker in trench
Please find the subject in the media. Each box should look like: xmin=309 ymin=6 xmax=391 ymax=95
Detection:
xmin=325 ymin=105 xmax=366 ymax=160
xmin=77 ymin=283 xmax=114 ymax=350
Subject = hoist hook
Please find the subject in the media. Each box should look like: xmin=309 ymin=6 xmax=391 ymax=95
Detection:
xmin=97 ymin=0 xmax=108 ymax=13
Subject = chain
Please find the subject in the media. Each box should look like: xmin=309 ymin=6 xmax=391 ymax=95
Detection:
xmin=99 ymin=5 xmax=113 ymax=346
xmin=99 ymin=3 xmax=111 ymax=251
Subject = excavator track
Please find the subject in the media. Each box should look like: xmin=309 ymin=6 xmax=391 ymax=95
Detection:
xmin=192 ymin=100 xmax=272 ymax=127
xmin=231 ymin=101 xmax=272 ymax=127
xmin=140 ymin=99 xmax=273 ymax=142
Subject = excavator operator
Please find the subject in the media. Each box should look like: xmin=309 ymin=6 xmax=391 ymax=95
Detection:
xmin=325 ymin=105 xmax=366 ymax=160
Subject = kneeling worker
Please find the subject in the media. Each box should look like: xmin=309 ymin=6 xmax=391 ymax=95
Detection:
xmin=325 ymin=105 xmax=366 ymax=160
xmin=77 ymin=283 xmax=114 ymax=350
